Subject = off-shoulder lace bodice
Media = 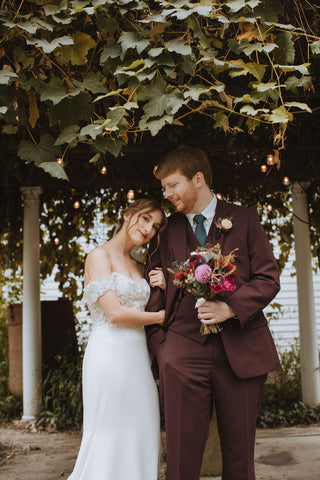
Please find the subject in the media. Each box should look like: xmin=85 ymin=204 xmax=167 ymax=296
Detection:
xmin=83 ymin=272 xmax=150 ymax=329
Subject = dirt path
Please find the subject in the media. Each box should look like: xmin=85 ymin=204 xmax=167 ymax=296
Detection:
xmin=0 ymin=425 xmax=80 ymax=480
xmin=1 ymin=423 xmax=320 ymax=480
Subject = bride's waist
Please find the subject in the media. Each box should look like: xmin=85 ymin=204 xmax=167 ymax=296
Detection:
xmin=91 ymin=320 xmax=144 ymax=335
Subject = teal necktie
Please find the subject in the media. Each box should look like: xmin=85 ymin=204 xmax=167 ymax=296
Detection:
xmin=193 ymin=214 xmax=206 ymax=246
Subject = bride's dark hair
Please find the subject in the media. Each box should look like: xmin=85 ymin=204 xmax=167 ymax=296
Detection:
xmin=118 ymin=198 xmax=167 ymax=253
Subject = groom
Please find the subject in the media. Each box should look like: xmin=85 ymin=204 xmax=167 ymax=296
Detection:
xmin=145 ymin=146 xmax=281 ymax=480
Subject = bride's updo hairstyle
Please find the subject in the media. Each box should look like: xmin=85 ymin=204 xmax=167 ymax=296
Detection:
xmin=118 ymin=198 xmax=167 ymax=252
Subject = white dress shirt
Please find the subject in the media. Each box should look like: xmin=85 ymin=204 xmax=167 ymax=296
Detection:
xmin=186 ymin=195 xmax=217 ymax=235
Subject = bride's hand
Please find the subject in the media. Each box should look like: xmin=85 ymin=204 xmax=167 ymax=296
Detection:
xmin=149 ymin=267 xmax=166 ymax=292
xmin=157 ymin=310 xmax=165 ymax=325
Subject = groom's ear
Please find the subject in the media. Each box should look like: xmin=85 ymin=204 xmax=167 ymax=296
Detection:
xmin=193 ymin=171 xmax=205 ymax=189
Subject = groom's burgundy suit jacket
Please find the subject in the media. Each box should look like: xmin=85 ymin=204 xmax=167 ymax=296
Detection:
xmin=146 ymin=199 xmax=281 ymax=379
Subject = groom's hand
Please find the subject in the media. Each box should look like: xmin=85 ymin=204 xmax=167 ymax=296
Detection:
xmin=149 ymin=267 xmax=166 ymax=292
xmin=197 ymin=300 xmax=236 ymax=324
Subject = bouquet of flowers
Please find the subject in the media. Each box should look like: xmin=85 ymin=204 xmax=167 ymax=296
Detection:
xmin=168 ymin=244 xmax=238 ymax=335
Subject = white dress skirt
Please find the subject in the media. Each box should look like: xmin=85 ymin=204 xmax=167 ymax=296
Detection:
xmin=68 ymin=272 xmax=161 ymax=480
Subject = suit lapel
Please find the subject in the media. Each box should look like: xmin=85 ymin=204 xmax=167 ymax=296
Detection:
xmin=164 ymin=214 xmax=189 ymax=325
xmin=209 ymin=199 xmax=234 ymax=250
xmin=169 ymin=213 xmax=189 ymax=262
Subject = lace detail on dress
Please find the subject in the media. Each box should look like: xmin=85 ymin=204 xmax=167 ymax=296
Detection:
xmin=83 ymin=272 xmax=150 ymax=329
xmin=83 ymin=275 xmax=116 ymax=305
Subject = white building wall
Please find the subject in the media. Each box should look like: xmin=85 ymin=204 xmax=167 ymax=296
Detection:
xmin=266 ymin=255 xmax=320 ymax=350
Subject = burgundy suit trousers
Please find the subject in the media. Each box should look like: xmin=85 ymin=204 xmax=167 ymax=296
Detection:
xmin=156 ymin=330 xmax=266 ymax=480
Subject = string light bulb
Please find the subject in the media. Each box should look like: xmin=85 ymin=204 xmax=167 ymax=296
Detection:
xmin=127 ymin=189 xmax=135 ymax=200
xmin=216 ymin=193 xmax=223 ymax=200
xmin=283 ymin=176 xmax=290 ymax=186
xmin=267 ymin=204 xmax=273 ymax=212
xmin=54 ymin=237 xmax=60 ymax=245
xmin=56 ymin=157 xmax=64 ymax=165
xmin=153 ymin=165 xmax=158 ymax=175
xmin=266 ymin=154 xmax=274 ymax=165
xmin=73 ymin=200 xmax=80 ymax=209
xmin=260 ymin=164 xmax=267 ymax=173
xmin=100 ymin=166 xmax=107 ymax=175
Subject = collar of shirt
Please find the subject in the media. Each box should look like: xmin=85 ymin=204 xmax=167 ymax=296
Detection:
xmin=186 ymin=195 xmax=217 ymax=235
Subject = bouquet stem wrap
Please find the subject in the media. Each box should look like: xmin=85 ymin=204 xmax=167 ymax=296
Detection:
xmin=195 ymin=297 xmax=223 ymax=335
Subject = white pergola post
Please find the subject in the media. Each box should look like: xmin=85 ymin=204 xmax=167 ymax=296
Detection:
xmin=292 ymin=182 xmax=320 ymax=406
xmin=20 ymin=186 xmax=43 ymax=420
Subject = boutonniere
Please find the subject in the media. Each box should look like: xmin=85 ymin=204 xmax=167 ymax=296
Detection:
xmin=215 ymin=216 xmax=233 ymax=239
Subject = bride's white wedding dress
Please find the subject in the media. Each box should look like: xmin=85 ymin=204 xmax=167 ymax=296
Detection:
xmin=68 ymin=272 xmax=161 ymax=480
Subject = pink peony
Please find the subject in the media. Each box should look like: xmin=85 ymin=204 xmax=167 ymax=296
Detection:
xmin=194 ymin=264 xmax=212 ymax=284
xmin=223 ymin=277 xmax=236 ymax=292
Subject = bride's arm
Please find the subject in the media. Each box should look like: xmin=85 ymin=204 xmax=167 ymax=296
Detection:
xmin=85 ymin=247 xmax=164 ymax=327
xmin=98 ymin=290 xmax=165 ymax=327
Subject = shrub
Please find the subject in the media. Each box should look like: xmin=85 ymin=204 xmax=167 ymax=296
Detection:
xmin=0 ymin=300 xmax=22 ymax=423
xmin=258 ymin=341 xmax=320 ymax=427
xmin=37 ymin=345 xmax=83 ymax=431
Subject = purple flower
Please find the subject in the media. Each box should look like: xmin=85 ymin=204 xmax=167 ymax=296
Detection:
xmin=194 ymin=264 xmax=212 ymax=284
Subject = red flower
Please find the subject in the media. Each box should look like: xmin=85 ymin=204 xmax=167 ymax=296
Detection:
xmin=209 ymin=282 xmax=224 ymax=293
xmin=223 ymin=277 xmax=236 ymax=292
xmin=174 ymin=271 xmax=187 ymax=281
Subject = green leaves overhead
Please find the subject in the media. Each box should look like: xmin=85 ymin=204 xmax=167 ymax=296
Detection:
xmin=0 ymin=0 xmax=319 ymax=179
xmin=26 ymin=36 xmax=74 ymax=54
xmin=0 ymin=70 xmax=18 ymax=85
xmin=119 ymin=32 xmax=150 ymax=55
xmin=54 ymin=32 xmax=97 ymax=65
xmin=38 ymin=162 xmax=69 ymax=181
xmin=48 ymin=93 xmax=95 ymax=129
xmin=18 ymin=134 xmax=61 ymax=165
xmin=165 ymin=39 xmax=192 ymax=56
xmin=311 ymin=41 xmax=320 ymax=56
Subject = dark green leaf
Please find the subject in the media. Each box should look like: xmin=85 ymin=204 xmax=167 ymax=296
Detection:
xmin=274 ymin=32 xmax=295 ymax=64
xmin=26 ymin=36 xmax=74 ymax=54
xmin=165 ymin=39 xmax=192 ymax=56
xmin=18 ymin=134 xmax=61 ymax=165
xmin=54 ymin=125 xmax=80 ymax=145
xmin=38 ymin=162 xmax=69 ymax=181
xmin=139 ymin=114 xmax=173 ymax=136
xmin=0 ymin=70 xmax=18 ymax=85
xmin=40 ymin=78 xmax=68 ymax=105
xmin=119 ymin=32 xmax=150 ymax=55
xmin=48 ymin=93 xmax=94 ymax=129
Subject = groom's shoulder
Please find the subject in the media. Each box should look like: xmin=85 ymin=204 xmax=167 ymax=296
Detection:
xmin=167 ymin=211 xmax=185 ymax=226
xmin=220 ymin=200 xmax=258 ymax=219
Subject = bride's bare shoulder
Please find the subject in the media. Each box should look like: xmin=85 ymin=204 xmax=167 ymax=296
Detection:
xmin=84 ymin=244 xmax=113 ymax=282
xmin=86 ymin=244 xmax=110 ymax=263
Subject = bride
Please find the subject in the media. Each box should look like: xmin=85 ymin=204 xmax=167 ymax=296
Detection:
xmin=68 ymin=198 xmax=167 ymax=480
